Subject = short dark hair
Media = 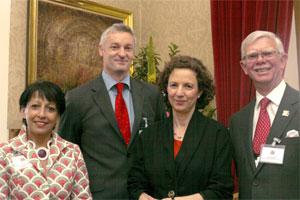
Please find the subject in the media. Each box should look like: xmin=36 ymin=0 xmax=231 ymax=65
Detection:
xmin=19 ymin=81 xmax=65 ymax=116
xmin=159 ymin=55 xmax=215 ymax=110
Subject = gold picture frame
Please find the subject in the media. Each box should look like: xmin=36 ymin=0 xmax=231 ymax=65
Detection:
xmin=27 ymin=0 xmax=133 ymax=91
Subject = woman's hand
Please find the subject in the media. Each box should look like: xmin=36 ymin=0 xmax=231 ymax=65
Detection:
xmin=162 ymin=193 xmax=203 ymax=200
xmin=139 ymin=192 xmax=158 ymax=200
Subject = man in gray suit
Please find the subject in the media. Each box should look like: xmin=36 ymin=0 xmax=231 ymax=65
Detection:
xmin=58 ymin=23 xmax=165 ymax=199
xmin=230 ymin=31 xmax=299 ymax=199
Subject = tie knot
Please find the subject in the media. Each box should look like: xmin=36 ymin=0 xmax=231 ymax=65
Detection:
xmin=260 ymin=97 xmax=270 ymax=109
xmin=115 ymin=83 xmax=124 ymax=93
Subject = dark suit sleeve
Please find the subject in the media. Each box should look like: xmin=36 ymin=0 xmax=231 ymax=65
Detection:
xmin=200 ymin=124 xmax=234 ymax=199
xmin=128 ymin=131 xmax=150 ymax=199
xmin=58 ymin=91 xmax=82 ymax=145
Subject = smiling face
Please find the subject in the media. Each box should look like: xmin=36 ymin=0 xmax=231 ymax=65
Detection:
xmin=22 ymin=92 xmax=59 ymax=141
xmin=167 ymin=68 xmax=202 ymax=115
xmin=240 ymin=37 xmax=287 ymax=91
xmin=99 ymin=31 xmax=135 ymax=81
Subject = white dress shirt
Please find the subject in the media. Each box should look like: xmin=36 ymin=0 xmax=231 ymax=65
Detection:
xmin=253 ymin=80 xmax=286 ymax=166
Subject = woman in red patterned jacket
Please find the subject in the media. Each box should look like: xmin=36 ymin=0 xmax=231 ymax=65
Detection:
xmin=0 ymin=81 xmax=91 ymax=199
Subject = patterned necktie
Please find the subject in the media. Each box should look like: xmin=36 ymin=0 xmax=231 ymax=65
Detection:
xmin=115 ymin=83 xmax=131 ymax=146
xmin=253 ymin=97 xmax=271 ymax=155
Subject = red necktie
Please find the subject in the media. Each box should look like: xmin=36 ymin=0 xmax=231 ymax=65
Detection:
xmin=253 ymin=97 xmax=271 ymax=155
xmin=115 ymin=83 xmax=131 ymax=146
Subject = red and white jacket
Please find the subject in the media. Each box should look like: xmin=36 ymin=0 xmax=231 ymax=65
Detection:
xmin=0 ymin=126 xmax=92 ymax=199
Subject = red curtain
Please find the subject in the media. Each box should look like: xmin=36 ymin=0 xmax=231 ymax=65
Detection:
xmin=211 ymin=0 xmax=294 ymax=128
xmin=210 ymin=0 xmax=294 ymax=196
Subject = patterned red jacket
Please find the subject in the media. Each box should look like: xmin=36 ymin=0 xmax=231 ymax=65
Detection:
xmin=0 ymin=126 xmax=92 ymax=199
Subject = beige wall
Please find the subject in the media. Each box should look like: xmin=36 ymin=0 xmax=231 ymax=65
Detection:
xmin=0 ymin=0 xmax=10 ymax=142
xmin=2 ymin=0 xmax=299 ymax=142
xmin=92 ymin=0 xmax=214 ymax=71
xmin=285 ymin=11 xmax=299 ymax=90
xmin=7 ymin=0 xmax=27 ymax=132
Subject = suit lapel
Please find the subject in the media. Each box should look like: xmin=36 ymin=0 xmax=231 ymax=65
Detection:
xmin=90 ymin=75 xmax=123 ymax=140
xmin=174 ymin=111 xmax=207 ymax=179
xmin=15 ymin=129 xmax=41 ymax=172
xmin=129 ymin=78 xmax=144 ymax=147
xmin=266 ymin=85 xmax=298 ymax=143
xmin=14 ymin=129 xmax=48 ymax=177
xmin=161 ymin=117 xmax=177 ymax=180
xmin=47 ymin=133 xmax=67 ymax=170
xmin=242 ymin=100 xmax=257 ymax=173
xmin=255 ymin=85 xmax=299 ymax=173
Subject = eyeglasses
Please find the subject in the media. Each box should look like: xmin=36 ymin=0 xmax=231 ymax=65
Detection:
xmin=243 ymin=50 xmax=279 ymax=62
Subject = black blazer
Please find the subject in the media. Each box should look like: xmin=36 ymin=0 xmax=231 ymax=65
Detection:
xmin=229 ymin=85 xmax=299 ymax=199
xmin=58 ymin=74 xmax=166 ymax=199
xmin=128 ymin=110 xmax=234 ymax=199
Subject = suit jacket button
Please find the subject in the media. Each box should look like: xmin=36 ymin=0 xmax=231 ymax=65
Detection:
xmin=168 ymin=190 xmax=175 ymax=198
xmin=253 ymin=179 xmax=260 ymax=186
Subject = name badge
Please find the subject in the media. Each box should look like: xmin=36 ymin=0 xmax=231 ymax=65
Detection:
xmin=12 ymin=155 xmax=32 ymax=170
xmin=259 ymin=144 xmax=285 ymax=164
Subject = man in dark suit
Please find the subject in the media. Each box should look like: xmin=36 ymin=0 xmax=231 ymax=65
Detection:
xmin=229 ymin=30 xmax=299 ymax=199
xmin=58 ymin=23 xmax=165 ymax=199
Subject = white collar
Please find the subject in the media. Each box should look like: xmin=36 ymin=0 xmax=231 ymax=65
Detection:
xmin=255 ymin=80 xmax=286 ymax=108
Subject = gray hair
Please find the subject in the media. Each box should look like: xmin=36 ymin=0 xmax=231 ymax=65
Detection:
xmin=99 ymin=23 xmax=136 ymax=50
xmin=241 ymin=30 xmax=285 ymax=60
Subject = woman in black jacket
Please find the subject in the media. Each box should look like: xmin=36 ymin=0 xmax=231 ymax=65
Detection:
xmin=128 ymin=55 xmax=233 ymax=200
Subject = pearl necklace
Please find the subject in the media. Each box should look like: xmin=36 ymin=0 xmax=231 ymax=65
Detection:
xmin=173 ymin=132 xmax=183 ymax=140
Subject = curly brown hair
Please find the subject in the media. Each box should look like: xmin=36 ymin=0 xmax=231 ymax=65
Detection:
xmin=158 ymin=55 xmax=215 ymax=110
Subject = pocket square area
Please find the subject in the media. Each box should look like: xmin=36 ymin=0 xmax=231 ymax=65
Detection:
xmin=285 ymin=129 xmax=299 ymax=138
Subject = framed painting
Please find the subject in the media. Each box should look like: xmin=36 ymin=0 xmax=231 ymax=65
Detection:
xmin=27 ymin=0 xmax=133 ymax=92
